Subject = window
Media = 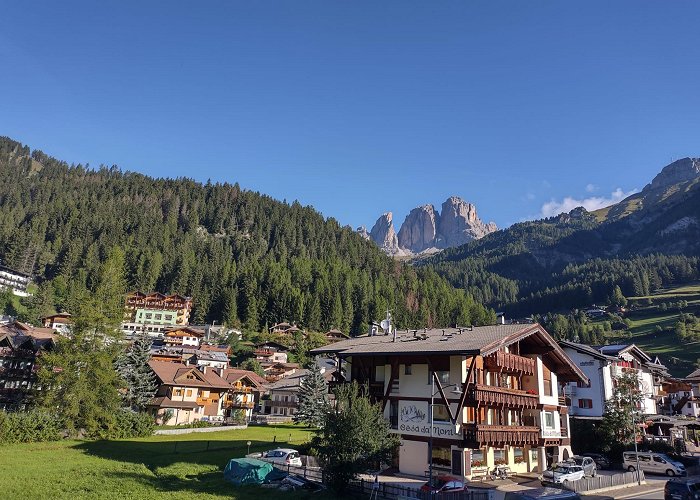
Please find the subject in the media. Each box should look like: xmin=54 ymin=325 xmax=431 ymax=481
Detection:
xmin=174 ymin=389 xmax=182 ymax=396
xmin=165 ymin=315 xmax=173 ymax=321
xmin=544 ymin=411 xmax=555 ymax=428
xmin=542 ymin=364 xmax=553 ymax=396
xmin=471 ymin=449 xmax=485 ymax=467
xmin=513 ymin=447 xmax=525 ymax=464
xmin=186 ymin=389 xmax=192 ymax=397
xmin=389 ymin=400 xmax=398 ymax=429
xmin=578 ymin=399 xmax=593 ymax=409
xmin=493 ymin=449 xmax=506 ymax=465
xmin=404 ymin=364 xmax=412 ymax=375
xmin=431 ymin=445 xmax=451 ymax=469
xmin=530 ymin=449 xmax=538 ymax=463
xmin=689 ymin=403 xmax=693 ymax=409
xmin=155 ymin=314 xmax=162 ymax=320
xmin=433 ymin=404 xmax=451 ymax=423
xmin=145 ymin=313 xmax=152 ymax=319
xmin=577 ymin=379 xmax=591 ymax=388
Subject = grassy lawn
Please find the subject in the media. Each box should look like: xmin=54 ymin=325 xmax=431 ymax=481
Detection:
xmin=0 ymin=424 xmax=333 ymax=499
xmin=620 ymin=282 xmax=700 ymax=377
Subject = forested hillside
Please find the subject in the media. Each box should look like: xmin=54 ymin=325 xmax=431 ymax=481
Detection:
xmin=425 ymin=158 xmax=700 ymax=316
xmin=0 ymin=137 xmax=494 ymax=332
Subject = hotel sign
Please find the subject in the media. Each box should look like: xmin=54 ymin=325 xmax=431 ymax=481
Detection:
xmin=397 ymin=401 xmax=460 ymax=440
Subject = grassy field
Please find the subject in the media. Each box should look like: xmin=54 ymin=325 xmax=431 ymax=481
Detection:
xmin=617 ymin=282 xmax=700 ymax=377
xmin=0 ymin=424 xmax=333 ymax=499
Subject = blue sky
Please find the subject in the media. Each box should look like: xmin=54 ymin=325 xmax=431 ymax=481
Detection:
xmin=1 ymin=1 xmax=699 ymax=230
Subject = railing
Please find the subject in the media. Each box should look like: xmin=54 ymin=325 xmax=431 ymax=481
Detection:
xmin=484 ymin=351 xmax=536 ymax=375
xmin=269 ymin=400 xmax=298 ymax=408
xmin=469 ymin=384 xmax=539 ymax=408
xmin=225 ymin=400 xmax=254 ymax=409
xmin=231 ymin=386 xmax=253 ymax=394
xmin=464 ymin=424 xmax=540 ymax=446
xmin=564 ymin=470 xmax=644 ymax=493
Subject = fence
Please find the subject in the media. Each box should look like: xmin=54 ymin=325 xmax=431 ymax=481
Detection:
xmin=564 ymin=470 xmax=645 ymax=493
xmin=348 ymin=479 xmax=492 ymax=500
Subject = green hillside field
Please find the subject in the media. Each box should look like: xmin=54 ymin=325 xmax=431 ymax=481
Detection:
xmin=615 ymin=282 xmax=700 ymax=377
xmin=0 ymin=425 xmax=332 ymax=499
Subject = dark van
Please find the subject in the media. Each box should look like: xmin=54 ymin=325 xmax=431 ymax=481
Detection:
xmin=665 ymin=478 xmax=700 ymax=500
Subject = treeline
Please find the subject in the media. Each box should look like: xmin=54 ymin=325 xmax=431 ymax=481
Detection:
xmin=0 ymin=137 xmax=495 ymax=332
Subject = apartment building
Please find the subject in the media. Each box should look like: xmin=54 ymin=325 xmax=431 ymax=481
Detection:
xmin=0 ymin=264 xmax=31 ymax=297
xmin=41 ymin=312 xmax=72 ymax=336
xmin=123 ymin=292 xmax=193 ymax=336
xmin=312 ymin=324 xmax=587 ymax=478
xmin=560 ymin=342 xmax=669 ymax=418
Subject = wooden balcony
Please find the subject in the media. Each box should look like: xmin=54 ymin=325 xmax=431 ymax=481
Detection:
xmin=469 ymin=384 xmax=539 ymax=409
xmin=464 ymin=424 xmax=540 ymax=446
xmin=231 ymin=385 xmax=253 ymax=394
xmin=225 ymin=400 xmax=255 ymax=409
xmin=484 ymin=351 xmax=536 ymax=376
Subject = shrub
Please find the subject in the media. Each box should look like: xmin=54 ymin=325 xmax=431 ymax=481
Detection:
xmin=0 ymin=410 xmax=63 ymax=444
xmin=101 ymin=410 xmax=155 ymax=439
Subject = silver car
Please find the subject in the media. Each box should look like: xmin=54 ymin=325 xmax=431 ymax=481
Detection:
xmin=568 ymin=456 xmax=597 ymax=477
xmin=263 ymin=448 xmax=303 ymax=466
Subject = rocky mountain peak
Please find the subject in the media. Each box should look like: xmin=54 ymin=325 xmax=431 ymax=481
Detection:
xmin=362 ymin=196 xmax=497 ymax=256
xmin=369 ymin=212 xmax=404 ymax=256
xmin=356 ymin=226 xmax=370 ymax=241
xmin=397 ymin=204 xmax=439 ymax=253
xmin=438 ymin=196 xmax=498 ymax=248
xmin=645 ymin=157 xmax=700 ymax=192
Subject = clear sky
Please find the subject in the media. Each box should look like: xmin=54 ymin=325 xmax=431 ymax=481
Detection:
xmin=1 ymin=1 xmax=699 ymax=230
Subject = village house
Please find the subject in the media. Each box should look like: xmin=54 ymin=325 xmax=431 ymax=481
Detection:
xmin=0 ymin=321 xmax=56 ymax=410
xmin=221 ymin=368 xmax=268 ymax=422
xmin=312 ymin=324 xmax=587 ymax=479
xmin=663 ymin=378 xmax=700 ymax=417
xmin=263 ymin=362 xmax=300 ymax=382
xmin=560 ymin=342 xmax=669 ymax=419
xmin=254 ymin=341 xmax=289 ymax=364
xmin=0 ymin=264 xmax=31 ymax=297
xmin=189 ymin=351 xmax=229 ymax=370
xmin=41 ymin=312 xmax=72 ymax=336
xmin=268 ymin=322 xmax=301 ymax=335
xmin=261 ymin=368 xmax=333 ymax=418
xmin=147 ymin=361 xmax=231 ymax=425
xmin=163 ymin=326 xmax=205 ymax=348
xmin=122 ymin=291 xmax=193 ymax=336
xmin=324 ymin=328 xmax=349 ymax=341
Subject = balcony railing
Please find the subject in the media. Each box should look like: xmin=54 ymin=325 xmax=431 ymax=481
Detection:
xmin=231 ymin=386 xmax=253 ymax=394
xmin=484 ymin=351 xmax=536 ymax=376
xmin=469 ymin=384 xmax=539 ymax=409
xmin=225 ymin=400 xmax=255 ymax=409
xmin=270 ymin=400 xmax=298 ymax=408
xmin=464 ymin=424 xmax=540 ymax=446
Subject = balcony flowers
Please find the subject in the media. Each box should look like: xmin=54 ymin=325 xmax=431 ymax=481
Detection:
xmin=525 ymin=389 xmax=537 ymax=395
xmin=471 ymin=460 xmax=484 ymax=467
xmin=494 ymin=458 xmax=507 ymax=466
xmin=514 ymin=457 xmax=525 ymax=464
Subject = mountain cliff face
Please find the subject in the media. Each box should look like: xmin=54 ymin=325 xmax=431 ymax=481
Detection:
xmin=368 ymin=212 xmax=405 ymax=256
xmin=646 ymin=157 xmax=700 ymax=192
xmin=365 ymin=196 xmax=497 ymax=256
xmin=397 ymin=205 xmax=439 ymax=253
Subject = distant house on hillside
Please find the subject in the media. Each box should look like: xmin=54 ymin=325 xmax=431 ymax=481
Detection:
xmin=0 ymin=264 xmax=31 ymax=297
xmin=163 ymin=326 xmax=205 ymax=347
xmin=41 ymin=312 xmax=72 ymax=336
xmin=269 ymin=322 xmax=301 ymax=335
xmin=324 ymin=328 xmax=348 ymax=341
xmin=262 ymin=368 xmax=333 ymax=418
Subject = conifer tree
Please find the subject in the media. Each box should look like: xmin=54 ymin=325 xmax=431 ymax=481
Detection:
xmin=116 ymin=333 xmax=158 ymax=411
xmin=293 ymin=362 xmax=328 ymax=427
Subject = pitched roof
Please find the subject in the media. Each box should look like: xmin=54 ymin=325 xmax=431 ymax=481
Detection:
xmin=311 ymin=323 xmax=587 ymax=383
xmin=559 ymin=340 xmax=618 ymax=361
xmin=164 ymin=326 xmax=205 ymax=337
xmin=222 ymin=368 xmax=268 ymax=389
xmin=148 ymin=361 xmax=230 ymax=389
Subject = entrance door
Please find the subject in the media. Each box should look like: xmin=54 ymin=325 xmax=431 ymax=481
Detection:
xmin=451 ymin=449 xmax=463 ymax=476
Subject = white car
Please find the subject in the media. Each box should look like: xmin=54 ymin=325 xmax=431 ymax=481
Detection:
xmin=540 ymin=465 xmax=585 ymax=485
xmin=264 ymin=448 xmax=303 ymax=466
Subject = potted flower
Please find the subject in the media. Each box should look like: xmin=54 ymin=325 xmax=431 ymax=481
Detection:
xmin=494 ymin=458 xmax=507 ymax=466
xmin=514 ymin=457 xmax=525 ymax=464
xmin=471 ymin=460 xmax=484 ymax=468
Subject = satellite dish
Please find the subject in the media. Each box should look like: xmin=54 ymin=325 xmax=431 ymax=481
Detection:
xmin=380 ymin=319 xmax=391 ymax=331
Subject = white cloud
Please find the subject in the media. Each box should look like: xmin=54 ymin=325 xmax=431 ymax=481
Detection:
xmin=585 ymin=183 xmax=597 ymax=193
xmin=540 ymin=188 xmax=637 ymax=218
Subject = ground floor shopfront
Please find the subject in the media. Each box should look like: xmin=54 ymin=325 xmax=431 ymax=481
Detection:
xmin=398 ymin=436 xmax=573 ymax=479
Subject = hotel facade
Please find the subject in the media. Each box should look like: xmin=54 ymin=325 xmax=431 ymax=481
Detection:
xmin=313 ymin=324 xmax=587 ymax=479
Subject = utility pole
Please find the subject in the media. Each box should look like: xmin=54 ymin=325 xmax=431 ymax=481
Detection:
xmin=428 ymin=372 xmax=434 ymax=497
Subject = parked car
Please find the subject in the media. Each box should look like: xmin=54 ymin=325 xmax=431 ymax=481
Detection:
xmin=565 ymin=456 xmax=597 ymax=477
xmin=623 ymin=451 xmax=686 ymax=477
xmin=581 ymin=453 xmax=610 ymax=470
xmin=540 ymin=465 xmax=585 ymax=485
xmin=504 ymin=487 xmax=582 ymax=500
xmin=420 ymin=475 xmax=466 ymax=493
xmin=665 ymin=478 xmax=700 ymax=500
xmin=263 ymin=448 xmax=302 ymax=466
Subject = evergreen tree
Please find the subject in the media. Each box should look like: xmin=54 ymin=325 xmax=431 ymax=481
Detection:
xmin=313 ymin=382 xmax=400 ymax=493
xmin=599 ymin=372 xmax=644 ymax=456
xmin=115 ymin=333 xmax=158 ymax=411
xmin=241 ymin=358 xmax=264 ymax=377
xmin=293 ymin=362 xmax=328 ymax=427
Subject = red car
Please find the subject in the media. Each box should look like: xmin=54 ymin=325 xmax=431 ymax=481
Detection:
xmin=420 ymin=475 xmax=467 ymax=493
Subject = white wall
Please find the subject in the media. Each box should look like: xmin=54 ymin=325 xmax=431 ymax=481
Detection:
xmin=399 ymin=439 xmax=428 ymax=476
xmin=561 ymin=348 xmax=607 ymax=418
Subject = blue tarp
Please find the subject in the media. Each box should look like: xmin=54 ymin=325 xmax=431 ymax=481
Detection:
xmin=223 ymin=458 xmax=287 ymax=485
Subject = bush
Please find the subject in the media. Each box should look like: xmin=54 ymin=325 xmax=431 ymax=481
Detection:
xmin=101 ymin=410 xmax=155 ymax=439
xmin=0 ymin=410 xmax=63 ymax=444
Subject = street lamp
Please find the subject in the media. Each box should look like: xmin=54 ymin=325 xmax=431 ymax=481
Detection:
xmin=428 ymin=375 xmax=463 ymax=495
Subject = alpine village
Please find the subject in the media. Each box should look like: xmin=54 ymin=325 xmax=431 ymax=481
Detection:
xmin=1 ymin=137 xmax=700 ymax=500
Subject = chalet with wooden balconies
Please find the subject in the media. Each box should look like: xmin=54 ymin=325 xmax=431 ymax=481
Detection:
xmin=312 ymin=323 xmax=587 ymax=479
xmin=221 ymin=368 xmax=268 ymax=422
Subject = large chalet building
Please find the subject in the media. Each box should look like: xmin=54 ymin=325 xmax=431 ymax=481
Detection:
xmin=312 ymin=324 xmax=587 ymax=479
xmin=560 ymin=342 xmax=669 ymax=418
xmin=0 ymin=321 xmax=56 ymax=410
xmin=122 ymin=291 xmax=193 ymax=336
